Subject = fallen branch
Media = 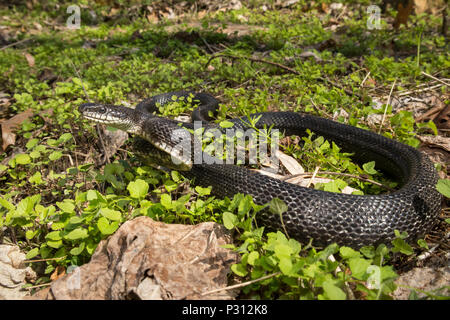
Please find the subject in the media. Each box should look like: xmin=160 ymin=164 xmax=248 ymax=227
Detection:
xmin=379 ymin=79 xmax=396 ymax=134
xmin=201 ymin=272 xmax=281 ymax=296
xmin=421 ymin=71 xmax=450 ymax=87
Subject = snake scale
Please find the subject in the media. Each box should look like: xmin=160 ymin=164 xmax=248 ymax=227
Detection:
xmin=79 ymin=91 xmax=442 ymax=248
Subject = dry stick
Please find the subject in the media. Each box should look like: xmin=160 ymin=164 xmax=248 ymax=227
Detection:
xmin=396 ymin=83 xmax=444 ymax=97
xmin=360 ymin=71 xmax=371 ymax=87
xmin=306 ymin=166 xmax=320 ymax=188
xmin=378 ymin=79 xmax=396 ymax=134
xmin=24 ymin=256 xmax=66 ymax=263
xmin=0 ymin=38 xmax=32 ymax=50
xmin=201 ymin=272 xmax=282 ymax=296
xmin=25 ymin=282 xmax=52 ymax=290
xmin=421 ymin=71 xmax=450 ymax=87
xmin=281 ymin=171 xmax=394 ymax=191
xmin=205 ymin=54 xmax=360 ymax=98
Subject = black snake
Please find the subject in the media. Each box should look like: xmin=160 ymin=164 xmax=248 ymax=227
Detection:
xmin=79 ymin=91 xmax=442 ymax=248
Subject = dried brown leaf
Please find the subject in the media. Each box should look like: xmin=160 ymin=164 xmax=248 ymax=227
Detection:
xmin=0 ymin=109 xmax=34 ymax=151
xmin=50 ymin=265 xmax=66 ymax=281
xmin=24 ymin=52 xmax=35 ymax=67
xmin=275 ymin=150 xmax=304 ymax=175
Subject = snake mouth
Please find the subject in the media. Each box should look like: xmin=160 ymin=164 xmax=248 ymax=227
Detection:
xmin=79 ymin=103 xmax=140 ymax=133
xmin=79 ymin=103 xmax=124 ymax=123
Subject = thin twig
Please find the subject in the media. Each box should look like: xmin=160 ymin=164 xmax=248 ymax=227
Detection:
xmin=421 ymin=71 xmax=450 ymax=87
xmin=0 ymin=38 xmax=32 ymax=51
xmin=201 ymin=272 xmax=282 ymax=296
xmin=306 ymin=166 xmax=320 ymax=188
xmin=379 ymin=79 xmax=396 ymax=134
xmin=281 ymin=171 xmax=394 ymax=191
xmin=23 ymin=256 xmax=66 ymax=263
xmin=360 ymin=71 xmax=371 ymax=87
xmin=25 ymin=282 xmax=52 ymax=290
xmin=396 ymin=83 xmax=444 ymax=97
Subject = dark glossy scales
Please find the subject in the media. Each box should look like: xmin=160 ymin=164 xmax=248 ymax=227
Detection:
xmin=82 ymin=92 xmax=443 ymax=248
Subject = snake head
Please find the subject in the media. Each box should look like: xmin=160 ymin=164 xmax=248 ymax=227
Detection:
xmin=79 ymin=103 xmax=144 ymax=134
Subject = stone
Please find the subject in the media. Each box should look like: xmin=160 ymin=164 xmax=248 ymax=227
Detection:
xmin=0 ymin=245 xmax=36 ymax=300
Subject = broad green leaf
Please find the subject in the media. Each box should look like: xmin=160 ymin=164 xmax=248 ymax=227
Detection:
xmin=86 ymin=190 xmax=98 ymax=201
xmin=0 ymin=198 xmax=15 ymax=211
xmin=16 ymin=195 xmax=41 ymax=216
xmin=64 ymin=228 xmax=88 ymax=240
xmin=360 ymin=246 xmax=376 ymax=258
xmin=100 ymin=208 xmax=122 ymax=221
xmin=339 ymin=246 xmax=361 ymax=259
xmin=29 ymin=171 xmax=43 ymax=185
xmin=231 ymin=263 xmax=248 ymax=277
xmin=363 ymin=161 xmax=377 ymax=175
xmin=348 ymin=258 xmax=371 ymax=280
xmin=380 ymin=265 xmax=398 ymax=282
xmin=26 ymin=229 xmax=38 ymax=240
xmin=274 ymin=244 xmax=293 ymax=259
xmin=26 ymin=139 xmax=39 ymax=150
xmin=25 ymin=248 xmax=39 ymax=260
xmin=164 ymin=179 xmax=177 ymax=192
xmin=160 ymin=193 xmax=172 ymax=209
xmin=15 ymin=154 xmax=31 ymax=165
xmin=391 ymin=238 xmax=414 ymax=255
xmin=195 ymin=186 xmax=211 ymax=196
xmin=279 ymin=257 xmax=293 ymax=275
xmin=238 ymin=195 xmax=252 ymax=216
xmin=322 ymin=281 xmax=346 ymax=300
xmin=47 ymin=240 xmax=63 ymax=249
xmin=219 ymin=120 xmax=234 ymax=128
xmin=69 ymin=216 xmax=84 ymax=225
xmin=417 ymin=239 xmax=429 ymax=250
xmin=49 ymin=151 xmax=63 ymax=161
xmin=247 ymin=251 xmax=259 ymax=266
xmin=323 ymin=179 xmax=347 ymax=193
xmin=97 ymin=217 xmax=119 ymax=235
xmin=70 ymin=242 xmax=85 ymax=256
xmin=436 ymin=179 xmax=450 ymax=198
xmin=58 ymin=133 xmax=73 ymax=144
xmin=268 ymin=198 xmax=288 ymax=215
xmin=394 ymin=229 xmax=408 ymax=239
xmin=29 ymin=150 xmax=40 ymax=159
xmin=104 ymin=163 xmax=124 ymax=175
xmin=223 ymin=211 xmax=238 ymax=230
xmin=127 ymin=179 xmax=149 ymax=198
xmin=57 ymin=200 xmax=75 ymax=213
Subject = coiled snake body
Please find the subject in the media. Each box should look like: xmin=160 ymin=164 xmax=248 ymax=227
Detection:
xmin=79 ymin=91 xmax=442 ymax=248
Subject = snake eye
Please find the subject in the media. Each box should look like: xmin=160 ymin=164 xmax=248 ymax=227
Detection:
xmin=98 ymin=106 xmax=106 ymax=114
